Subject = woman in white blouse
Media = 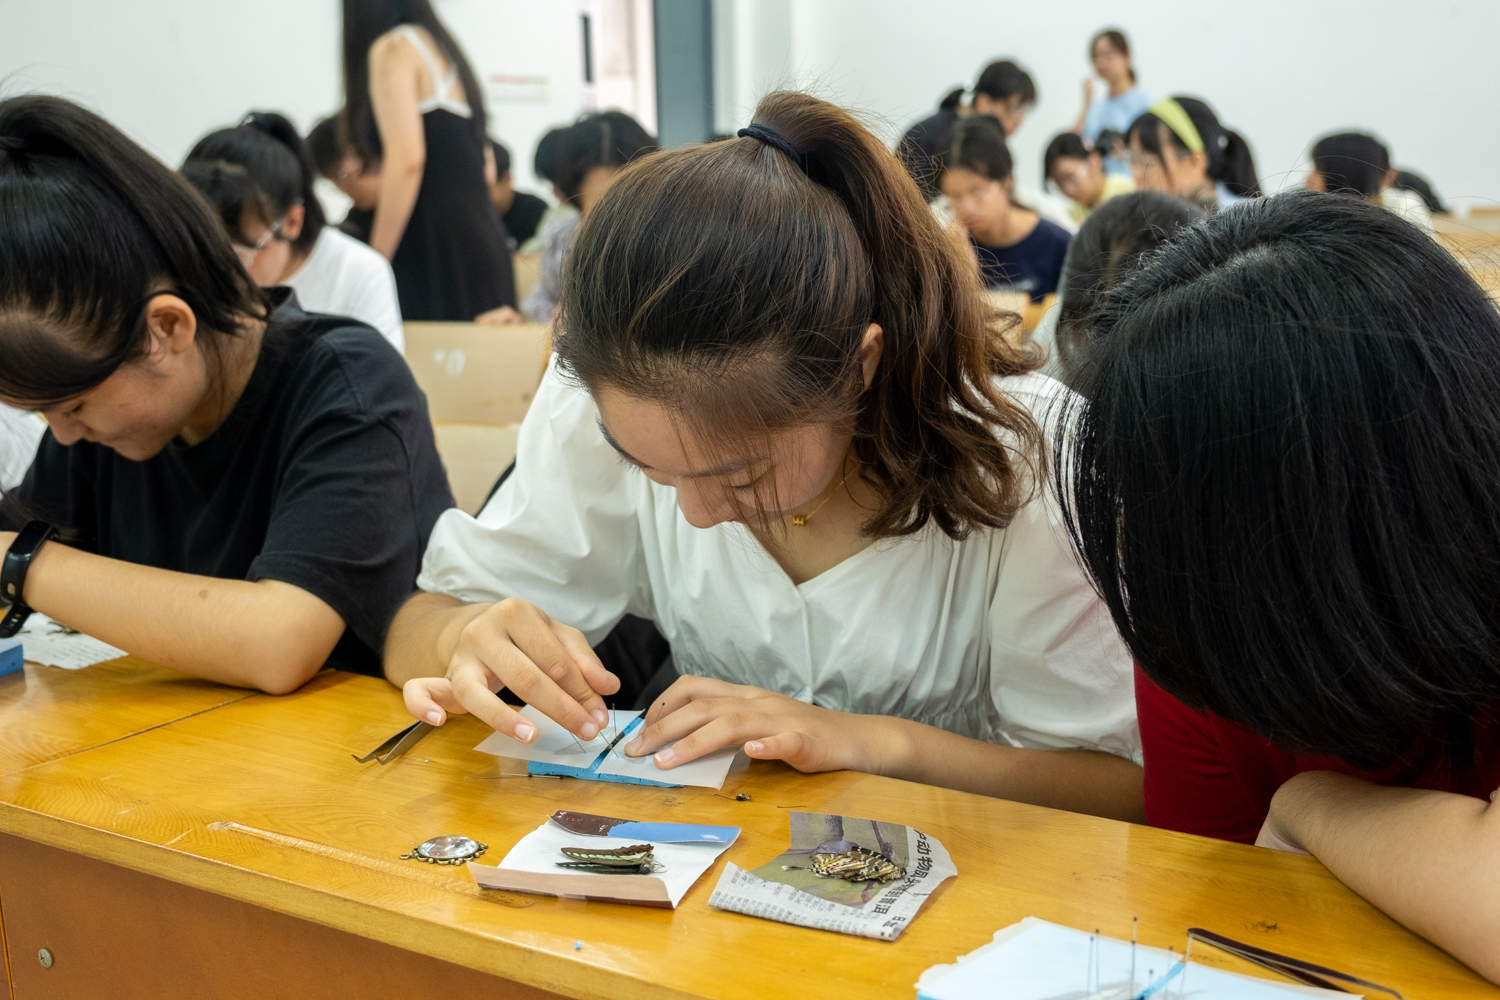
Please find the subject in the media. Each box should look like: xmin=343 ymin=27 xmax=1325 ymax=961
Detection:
xmin=182 ymin=112 xmax=405 ymax=352
xmin=388 ymin=92 xmax=1142 ymax=820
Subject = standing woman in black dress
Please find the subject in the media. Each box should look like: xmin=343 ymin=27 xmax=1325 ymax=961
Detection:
xmin=342 ymin=0 xmax=515 ymax=321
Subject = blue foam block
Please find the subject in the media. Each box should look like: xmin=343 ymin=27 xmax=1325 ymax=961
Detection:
xmin=0 ymin=638 xmax=22 ymax=678
xmin=526 ymin=716 xmax=682 ymax=787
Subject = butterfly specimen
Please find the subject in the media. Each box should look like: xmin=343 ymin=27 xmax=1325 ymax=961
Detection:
xmin=784 ymin=846 xmax=906 ymax=883
xmin=556 ymin=843 xmax=661 ymax=874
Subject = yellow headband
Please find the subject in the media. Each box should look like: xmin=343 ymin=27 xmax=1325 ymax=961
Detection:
xmin=1149 ymin=98 xmax=1204 ymax=155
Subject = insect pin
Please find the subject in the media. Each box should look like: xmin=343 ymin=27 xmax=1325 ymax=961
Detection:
xmin=556 ymin=843 xmax=660 ymax=874
xmin=782 ymin=845 xmax=905 ymax=883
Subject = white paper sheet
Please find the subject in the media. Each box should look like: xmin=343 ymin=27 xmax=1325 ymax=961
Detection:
xmin=915 ymin=918 xmax=1353 ymax=1000
xmin=17 ymin=614 xmax=125 ymax=669
xmin=471 ymin=705 xmax=741 ymax=789
xmin=468 ymin=818 xmax=736 ymax=907
xmin=708 ymin=813 xmax=957 ymax=941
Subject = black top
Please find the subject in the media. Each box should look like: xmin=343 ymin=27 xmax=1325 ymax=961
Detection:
xmin=899 ymin=107 xmax=961 ymax=202
xmin=502 ymin=191 xmax=549 ymax=248
xmin=6 ymin=291 xmax=454 ymax=675
xmin=972 ymin=218 xmax=1072 ymax=302
xmin=392 ymin=109 xmax=516 ymax=320
xmin=339 ymin=206 xmax=374 ymax=244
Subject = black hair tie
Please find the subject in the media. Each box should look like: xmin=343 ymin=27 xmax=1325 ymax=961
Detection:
xmin=737 ymin=123 xmax=808 ymax=174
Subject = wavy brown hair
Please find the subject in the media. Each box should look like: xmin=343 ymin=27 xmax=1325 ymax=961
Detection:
xmin=556 ymin=91 xmax=1042 ymax=540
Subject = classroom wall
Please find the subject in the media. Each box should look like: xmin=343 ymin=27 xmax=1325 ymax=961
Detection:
xmin=711 ymin=0 xmax=1500 ymax=212
xmin=4 ymin=1 xmax=1497 ymax=210
xmin=0 ymin=0 xmax=582 ymax=203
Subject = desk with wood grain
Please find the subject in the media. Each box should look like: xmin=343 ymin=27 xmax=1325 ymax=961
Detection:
xmin=0 ymin=662 xmax=1492 ymax=999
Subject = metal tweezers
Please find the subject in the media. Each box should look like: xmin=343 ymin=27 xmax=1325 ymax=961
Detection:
xmin=351 ymin=720 xmax=435 ymax=765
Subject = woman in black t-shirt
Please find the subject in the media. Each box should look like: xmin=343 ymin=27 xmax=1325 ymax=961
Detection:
xmin=0 ymin=95 xmax=453 ymax=692
xmin=935 ymin=115 xmax=1070 ymax=302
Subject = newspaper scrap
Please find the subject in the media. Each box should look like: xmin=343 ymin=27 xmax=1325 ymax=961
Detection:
xmin=17 ymin=614 xmax=126 ymax=669
xmin=707 ymin=811 xmax=956 ymax=941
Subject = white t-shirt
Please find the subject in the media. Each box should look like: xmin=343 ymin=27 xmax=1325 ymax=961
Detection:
xmin=0 ymin=404 xmax=45 ymax=491
xmin=281 ymin=227 xmax=405 ymax=352
xmin=417 ymin=362 xmax=1139 ymax=761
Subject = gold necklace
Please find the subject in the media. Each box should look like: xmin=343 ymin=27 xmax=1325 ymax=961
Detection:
xmin=791 ymin=461 xmax=853 ymax=527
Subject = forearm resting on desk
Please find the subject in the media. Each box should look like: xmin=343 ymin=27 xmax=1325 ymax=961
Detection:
xmin=9 ymin=534 xmax=344 ymax=694
xmin=1265 ymin=771 xmax=1500 ymax=984
xmin=880 ymin=717 xmax=1145 ymax=823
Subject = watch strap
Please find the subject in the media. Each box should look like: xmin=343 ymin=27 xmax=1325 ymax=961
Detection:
xmin=0 ymin=521 xmax=57 ymax=638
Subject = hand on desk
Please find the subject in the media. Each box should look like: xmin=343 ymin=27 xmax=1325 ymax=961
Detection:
xmin=401 ymin=597 xmax=619 ymax=743
xmin=623 ymin=676 xmax=875 ymax=774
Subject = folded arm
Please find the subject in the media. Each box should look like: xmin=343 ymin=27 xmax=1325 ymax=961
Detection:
xmin=1260 ymin=770 xmax=1500 ymax=984
xmin=5 ymin=531 xmax=344 ymax=694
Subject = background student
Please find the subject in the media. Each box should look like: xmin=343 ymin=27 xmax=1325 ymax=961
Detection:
xmin=1073 ymin=29 xmax=1151 ymax=176
xmin=1126 ymin=96 xmax=1259 ymax=212
xmin=182 ymin=112 xmax=405 ymax=352
xmin=938 ymin=116 xmax=1071 ymax=301
xmin=899 ymin=60 xmax=1037 ymax=202
xmin=342 ymin=0 xmax=515 ymax=320
xmin=307 ymin=113 xmax=380 ymax=243
xmin=389 ymin=92 xmax=1141 ymax=822
xmin=0 ymin=95 xmax=452 ymax=691
xmin=1060 ymin=190 xmax=1500 ymax=985
xmin=1047 ymin=191 xmax=1200 ymax=387
xmin=487 ymin=138 xmax=548 ymax=248
xmin=517 ymin=110 xmax=656 ymax=325
xmin=1043 ymin=131 xmax=1134 ymax=224
xmin=1305 ymin=131 xmax=1433 ymax=231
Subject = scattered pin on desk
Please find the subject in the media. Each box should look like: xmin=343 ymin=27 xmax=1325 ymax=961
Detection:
xmin=574 ymin=941 xmax=583 ymax=951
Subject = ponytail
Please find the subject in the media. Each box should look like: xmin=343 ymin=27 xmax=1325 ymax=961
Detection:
xmin=557 ymin=91 xmax=1043 ymax=540
xmin=0 ymin=95 xmax=265 ymax=405
xmin=1219 ymin=130 xmax=1260 ymax=198
xmin=938 ymin=87 xmax=966 ymax=112
xmin=182 ymin=110 xmax=327 ymax=255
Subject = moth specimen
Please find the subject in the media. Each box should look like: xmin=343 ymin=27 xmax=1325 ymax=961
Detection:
xmin=556 ymin=843 xmax=660 ymax=874
xmin=785 ymin=846 xmax=906 ymax=883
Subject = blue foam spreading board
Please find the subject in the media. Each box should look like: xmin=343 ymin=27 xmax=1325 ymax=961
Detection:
xmin=0 ymin=638 xmax=22 ymax=678
xmin=527 ymin=715 xmax=682 ymax=787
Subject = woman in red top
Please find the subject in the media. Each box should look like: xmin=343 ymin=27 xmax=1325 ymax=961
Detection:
xmin=1058 ymin=189 xmax=1500 ymax=983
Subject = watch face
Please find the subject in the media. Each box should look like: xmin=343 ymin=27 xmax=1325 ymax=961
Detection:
xmin=414 ymin=835 xmax=483 ymax=860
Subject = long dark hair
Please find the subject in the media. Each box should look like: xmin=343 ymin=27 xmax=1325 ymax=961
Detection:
xmin=553 ymin=111 xmax=657 ymax=204
xmin=0 ymin=95 xmax=266 ymax=405
xmin=557 ymin=91 xmax=1043 ymax=540
xmin=1060 ymin=190 xmax=1500 ymax=769
xmin=1128 ymin=96 xmax=1260 ymax=197
xmin=181 ymin=111 xmax=327 ymax=256
xmin=1310 ymin=131 xmax=1390 ymax=198
xmin=1053 ymin=191 xmax=1202 ymax=388
xmin=341 ymin=0 xmax=487 ymax=160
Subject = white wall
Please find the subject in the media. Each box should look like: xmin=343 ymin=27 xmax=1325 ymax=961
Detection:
xmin=713 ymin=0 xmax=1500 ymax=212
xmin=0 ymin=0 xmax=584 ymax=203
xmin=5 ymin=1 xmax=1498 ymax=210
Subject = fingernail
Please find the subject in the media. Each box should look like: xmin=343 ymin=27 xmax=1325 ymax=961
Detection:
xmin=626 ymin=737 xmax=643 ymax=754
xmin=746 ymin=741 xmax=764 ymax=755
xmin=580 ymin=722 xmax=598 ymax=740
xmin=593 ymin=708 xmax=609 ymax=727
xmin=654 ymin=748 xmax=675 ymax=765
xmin=426 ymin=710 xmax=442 ymax=725
xmin=514 ymin=722 xmax=535 ymax=742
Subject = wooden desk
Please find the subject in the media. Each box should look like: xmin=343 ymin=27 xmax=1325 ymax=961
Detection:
xmin=0 ymin=668 xmax=1494 ymax=998
xmin=0 ymin=656 xmax=253 ymax=777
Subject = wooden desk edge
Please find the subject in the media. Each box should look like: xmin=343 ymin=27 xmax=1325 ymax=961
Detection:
xmin=0 ymin=803 xmax=694 ymax=1000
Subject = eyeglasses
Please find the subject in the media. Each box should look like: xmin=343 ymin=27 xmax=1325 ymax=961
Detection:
xmin=232 ymin=219 xmax=286 ymax=265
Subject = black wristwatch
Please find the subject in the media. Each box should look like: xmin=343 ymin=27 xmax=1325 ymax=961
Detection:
xmin=1 ymin=521 xmax=57 ymax=639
